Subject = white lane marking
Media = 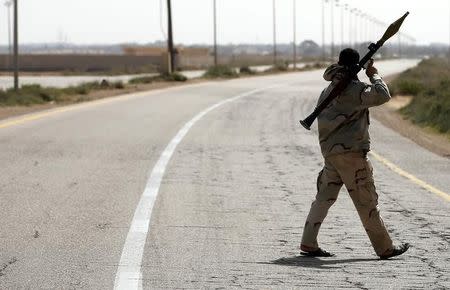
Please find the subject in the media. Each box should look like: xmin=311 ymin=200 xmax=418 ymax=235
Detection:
xmin=114 ymin=84 xmax=283 ymax=290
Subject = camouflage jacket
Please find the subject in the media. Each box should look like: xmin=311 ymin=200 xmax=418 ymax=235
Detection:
xmin=317 ymin=64 xmax=391 ymax=157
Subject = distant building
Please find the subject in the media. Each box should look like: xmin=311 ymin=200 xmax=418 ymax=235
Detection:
xmin=122 ymin=46 xmax=164 ymax=56
xmin=299 ymin=40 xmax=321 ymax=58
xmin=123 ymin=46 xmax=209 ymax=57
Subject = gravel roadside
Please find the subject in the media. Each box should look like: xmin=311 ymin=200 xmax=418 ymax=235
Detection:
xmin=372 ymin=96 xmax=450 ymax=158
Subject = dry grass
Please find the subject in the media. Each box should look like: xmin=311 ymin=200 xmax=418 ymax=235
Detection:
xmin=389 ymin=58 xmax=450 ymax=133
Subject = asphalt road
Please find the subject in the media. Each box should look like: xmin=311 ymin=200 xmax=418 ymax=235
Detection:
xmin=1 ymin=59 xmax=449 ymax=289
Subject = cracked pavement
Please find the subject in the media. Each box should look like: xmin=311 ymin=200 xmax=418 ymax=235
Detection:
xmin=0 ymin=60 xmax=448 ymax=289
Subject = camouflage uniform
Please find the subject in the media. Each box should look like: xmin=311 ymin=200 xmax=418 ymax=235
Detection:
xmin=301 ymin=64 xmax=394 ymax=256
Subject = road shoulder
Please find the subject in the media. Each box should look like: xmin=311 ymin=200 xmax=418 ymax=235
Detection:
xmin=371 ymin=96 xmax=450 ymax=158
xmin=0 ymin=80 xmax=202 ymax=121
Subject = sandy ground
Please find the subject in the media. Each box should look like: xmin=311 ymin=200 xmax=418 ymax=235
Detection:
xmin=369 ymin=73 xmax=450 ymax=158
xmin=372 ymin=95 xmax=450 ymax=158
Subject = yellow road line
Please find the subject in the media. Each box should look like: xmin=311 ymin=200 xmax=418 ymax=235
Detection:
xmin=0 ymin=107 xmax=74 ymax=129
xmin=0 ymin=82 xmax=208 ymax=130
xmin=0 ymin=93 xmax=135 ymax=129
xmin=0 ymin=92 xmax=142 ymax=130
xmin=369 ymin=151 xmax=450 ymax=202
xmin=2 ymin=82 xmax=448 ymax=204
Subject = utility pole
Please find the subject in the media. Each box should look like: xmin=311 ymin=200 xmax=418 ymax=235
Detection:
xmin=293 ymin=0 xmax=296 ymax=69
xmin=348 ymin=7 xmax=352 ymax=47
xmin=13 ymin=0 xmax=18 ymax=91
xmin=375 ymin=20 xmax=382 ymax=42
xmin=272 ymin=0 xmax=277 ymax=65
xmin=330 ymin=0 xmax=334 ymax=59
xmin=213 ymin=0 xmax=217 ymax=66
xmin=166 ymin=0 xmax=175 ymax=74
xmin=340 ymin=2 xmax=344 ymax=51
xmin=365 ymin=14 xmax=369 ymax=42
xmin=354 ymin=9 xmax=358 ymax=48
xmin=322 ymin=0 xmax=326 ymax=60
xmin=360 ymin=13 xmax=364 ymax=43
xmin=362 ymin=13 xmax=367 ymax=43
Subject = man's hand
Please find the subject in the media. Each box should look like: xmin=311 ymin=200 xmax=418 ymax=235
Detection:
xmin=366 ymin=59 xmax=378 ymax=78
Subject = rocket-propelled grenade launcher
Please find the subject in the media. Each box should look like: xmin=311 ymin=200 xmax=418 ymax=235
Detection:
xmin=299 ymin=12 xmax=409 ymax=130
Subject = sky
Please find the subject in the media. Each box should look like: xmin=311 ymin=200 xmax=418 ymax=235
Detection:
xmin=0 ymin=0 xmax=448 ymax=46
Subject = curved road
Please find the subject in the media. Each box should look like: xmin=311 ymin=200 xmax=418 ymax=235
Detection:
xmin=0 ymin=60 xmax=449 ymax=289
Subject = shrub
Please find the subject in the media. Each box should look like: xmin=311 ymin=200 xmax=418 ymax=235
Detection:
xmin=203 ymin=65 xmax=238 ymax=78
xmin=113 ymin=81 xmax=125 ymax=89
xmin=392 ymin=57 xmax=450 ymax=133
xmin=1 ymin=85 xmax=49 ymax=106
xmin=401 ymin=93 xmax=450 ymax=133
xmin=129 ymin=73 xmax=187 ymax=84
xmin=265 ymin=62 xmax=289 ymax=73
xmin=394 ymin=80 xmax=423 ymax=95
xmin=239 ymin=66 xmax=256 ymax=75
xmin=274 ymin=62 xmax=288 ymax=71
xmin=313 ymin=62 xmax=326 ymax=69
xmin=74 ymin=86 xmax=89 ymax=95
xmin=162 ymin=72 xmax=188 ymax=82
xmin=129 ymin=76 xmax=155 ymax=84
xmin=0 ymin=80 xmax=126 ymax=106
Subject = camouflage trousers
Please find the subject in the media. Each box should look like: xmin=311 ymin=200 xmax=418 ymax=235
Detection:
xmin=301 ymin=151 xmax=393 ymax=256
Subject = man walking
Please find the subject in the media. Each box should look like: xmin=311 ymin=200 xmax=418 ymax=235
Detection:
xmin=300 ymin=48 xmax=409 ymax=259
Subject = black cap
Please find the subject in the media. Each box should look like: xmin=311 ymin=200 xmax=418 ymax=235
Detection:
xmin=338 ymin=48 xmax=360 ymax=67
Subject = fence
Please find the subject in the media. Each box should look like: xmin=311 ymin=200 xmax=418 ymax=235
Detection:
xmin=0 ymin=54 xmax=161 ymax=73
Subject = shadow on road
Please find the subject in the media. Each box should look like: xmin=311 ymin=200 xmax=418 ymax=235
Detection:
xmin=270 ymin=255 xmax=376 ymax=269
